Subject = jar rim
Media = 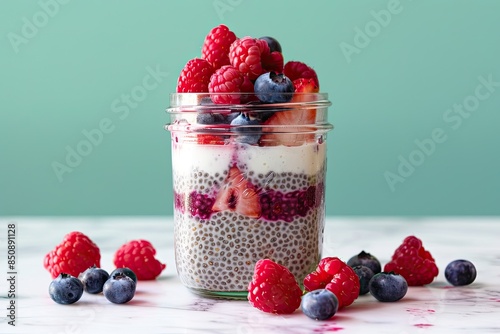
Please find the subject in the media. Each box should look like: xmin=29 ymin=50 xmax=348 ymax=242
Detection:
xmin=166 ymin=92 xmax=331 ymax=113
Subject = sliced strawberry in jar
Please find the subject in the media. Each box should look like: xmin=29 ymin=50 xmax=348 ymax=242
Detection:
xmin=259 ymin=78 xmax=319 ymax=146
xmin=212 ymin=166 xmax=261 ymax=218
xmin=197 ymin=134 xmax=226 ymax=145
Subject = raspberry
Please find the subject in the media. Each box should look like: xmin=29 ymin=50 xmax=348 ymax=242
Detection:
xmin=208 ymin=65 xmax=244 ymax=104
xmin=384 ymin=236 xmax=439 ymax=286
xmin=229 ymin=37 xmax=272 ymax=81
xmin=113 ymin=240 xmax=166 ymax=280
xmin=44 ymin=231 xmax=101 ymax=279
xmin=248 ymin=259 xmax=302 ymax=314
xmin=284 ymin=61 xmax=319 ymax=88
xmin=262 ymin=50 xmax=284 ymax=74
xmin=304 ymin=257 xmax=360 ymax=309
xmin=176 ymin=58 xmax=215 ymax=93
xmin=201 ymin=24 xmax=237 ymax=69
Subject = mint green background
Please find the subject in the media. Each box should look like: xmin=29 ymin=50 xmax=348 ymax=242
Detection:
xmin=1 ymin=0 xmax=499 ymax=216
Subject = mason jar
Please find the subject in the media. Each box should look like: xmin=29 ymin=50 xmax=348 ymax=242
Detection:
xmin=166 ymin=92 xmax=333 ymax=299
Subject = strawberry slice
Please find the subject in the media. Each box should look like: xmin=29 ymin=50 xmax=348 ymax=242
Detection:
xmin=212 ymin=166 xmax=261 ymax=218
xmin=259 ymin=78 xmax=319 ymax=146
xmin=197 ymin=134 xmax=226 ymax=145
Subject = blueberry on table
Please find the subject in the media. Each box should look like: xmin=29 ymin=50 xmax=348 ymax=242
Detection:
xmin=254 ymin=72 xmax=294 ymax=103
xmin=109 ymin=267 xmax=137 ymax=284
xmin=352 ymin=265 xmax=375 ymax=295
xmin=369 ymin=272 xmax=408 ymax=302
xmin=49 ymin=273 xmax=84 ymax=305
xmin=79 ymin=265 xmax=109 ymax=294
xmin=301 ymin=289 xmax=339 ymax=320
xmin=103 ymin=273 xmax=136 ymax=304
xmin=445 ymin=259 xmax=477 ymax=286
xmin=347 ymin=250 xmax=382 ymax=274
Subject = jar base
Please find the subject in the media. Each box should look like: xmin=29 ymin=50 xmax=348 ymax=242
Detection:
xmin=187 ymin=287 xmax=248 ymax=300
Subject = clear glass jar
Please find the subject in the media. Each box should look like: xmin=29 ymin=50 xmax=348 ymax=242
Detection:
xmin=166 ymin=92 xmax=333 ymax=299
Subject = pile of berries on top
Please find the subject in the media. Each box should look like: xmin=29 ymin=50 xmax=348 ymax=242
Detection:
xmin=248 ymin=235 xmax=477 ymax=320
xmin=176 ymin=24 xmax=321 ymax=146
xmin=43 ymin=231 xmax=166 ymax=305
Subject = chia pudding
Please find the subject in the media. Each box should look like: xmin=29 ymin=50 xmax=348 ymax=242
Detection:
xmin=170 ymin=139 xmax=327 ymax=295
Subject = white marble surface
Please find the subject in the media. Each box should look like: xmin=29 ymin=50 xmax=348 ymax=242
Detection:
xmin=0 ymin=217 xmax=499 ymax=334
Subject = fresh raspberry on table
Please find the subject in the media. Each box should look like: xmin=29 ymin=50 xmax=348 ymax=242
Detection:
xmin=201 ymin=24 xmax=237 ymax=70
xmin=284 ymin=60 xmax=319 ymax=88
xmin=248 ymin=259 xmax=302 ymax=314
xmin=304 ymin=257 xmax=360 ymax=309
xmin=44 ymin=231 xmax=101 ymax=279
xmin=208 ymin=65 xmax=244 ymax=104
xmin=176 ymin=58 xmax=215 ymax=93
xmin=384 ymin=236 xmax=439 ymax=286
xmin=229 ymin=37 xmax=275 ymax=81
xmin=113 ymin=239 xmax=166 ymax=280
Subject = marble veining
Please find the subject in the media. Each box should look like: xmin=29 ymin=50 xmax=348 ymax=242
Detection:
xmin=0 ymin=217 xmax=499 ymax=334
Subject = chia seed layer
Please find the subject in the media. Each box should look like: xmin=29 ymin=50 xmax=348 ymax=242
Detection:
xmin=172 ymin=167 xmax=326 ymax=292
xmin=174 ymin=208 xmax=324 ymax=292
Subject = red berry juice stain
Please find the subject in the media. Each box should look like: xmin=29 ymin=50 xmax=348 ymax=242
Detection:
xmin=313 ymin=324 xmax=344 ymax=332
xmin=406 ymin=308 xmax=435 ymax=315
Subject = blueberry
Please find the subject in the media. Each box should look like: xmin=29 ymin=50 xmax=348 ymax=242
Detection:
xmin=110 ymin=267 xmax=137 ymax=284
xmin=49 ymin=273 xmax=84 ymax=305
xmin=347 ymin=251 xmax=382 ymax=274
xmin=369 ymin=272 xmax=408 ymax=302
xmin=260 ymin=36 xmax=282 ymax=53
xmin=445 ymin=259 xmax=477 ymax=286
xmin=301 ymin=289 xmax=339 ymax=320
xmin=352 ymin=265 xmax=375 ymax=295
xmin=230 ymin=113 xmax=262 ymax=145
xmin=196 ymin=112 xmax=228 ymax=125
xmin=103 ymin=273 xmax=136 ymax=304
xmin=78 ymin=265 xmax=109 ymax=294
xmin=254 ymin=72 xmax=294 ymax=103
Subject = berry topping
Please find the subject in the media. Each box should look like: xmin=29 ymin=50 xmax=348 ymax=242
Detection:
xmin=196 ymin=112 xmax=228 ymax=125
xmin=352 ymin=265 xmax=375 ymax=295
xmin=384 ymin=236 xmax=439 ymax=286
xmin=49 ymin=273 xmax=84 ymax=305
xmin=196 ymin=134 xmax=227 ymax=145
xmin=212 ymin=166 xmax=262 ymax=218
xmin=259 ymin=77 xmax=319 ymax=146
xmin=445 ymin=259 xmax=477 ymax=286
xmin=208 ymin=65 xmax=244 ymax=104
xmin=284 ymin=60 xmax=319 ymax=88
xmin=229 ymin=37 xmax=275 ymax=81
xmin=103 ymin=272 xmax=136 ymax=304
xmin=78 ymin=265 xmax=110 ymax=294
xmin=230 ymin=113 xmax=262 ymax=145
xmin=176 ymin=58 xmax=215 ymax=93
xmin=260 ymin=36 xmax=282 ymax=53
xmin=347 ymin=251 xmax=382 ymax=275
xmin=113 ymin=239 xmax=166 ymax=280
xmin=247 ymin=259 xmax=302 ymax=314
xmin=301 ymin=289 xmax=339 ymax=320
xmin=304 ymin=257 xmax=360 ymax=309
xmin=44 ymin=231 xmax=101 ymax=279
xmin=369 ymin=272 xmax=408 ymax=302
xmin=201 ymin=24 xmax=237 ymax=69
xmin=254 ymin=72 xmax=294 ymax=103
